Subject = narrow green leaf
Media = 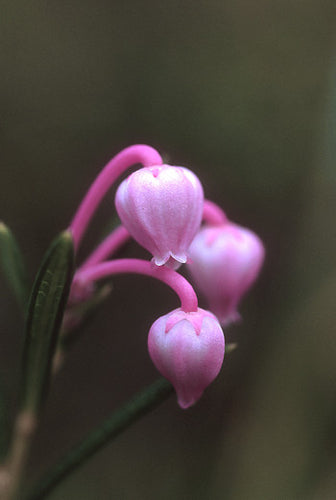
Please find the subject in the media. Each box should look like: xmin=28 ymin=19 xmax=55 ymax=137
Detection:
xmin=20 ymin=231 xmax=74 ymax=414
xmin=0 ymin=222 xmax=29 ymax=310
xmin=26 ymin=378 xmax=173 ymax=500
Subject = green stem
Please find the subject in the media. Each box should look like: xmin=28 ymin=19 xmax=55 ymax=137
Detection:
xmin=26 ymin=378 xmax=174 ymax=500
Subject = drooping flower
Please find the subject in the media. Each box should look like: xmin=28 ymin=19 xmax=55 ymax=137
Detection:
xmin=115 ymin=165 xmax=204 ymax=269
xmin=148 ymin=307 xmax=225 ymax=409
xmin=187 ymin=222 xmax=265 ymax=326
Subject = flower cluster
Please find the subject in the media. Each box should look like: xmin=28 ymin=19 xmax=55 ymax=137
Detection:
xmin=67 ymin=145 xmax=264 ymax=408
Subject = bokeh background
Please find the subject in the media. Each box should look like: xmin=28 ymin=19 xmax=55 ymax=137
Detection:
xmin=1 ymin=1 xmax=336 ymax=499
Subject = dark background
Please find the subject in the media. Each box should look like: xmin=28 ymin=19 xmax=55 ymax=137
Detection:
xmin=1 ymin=1 xmax=336 ymax=498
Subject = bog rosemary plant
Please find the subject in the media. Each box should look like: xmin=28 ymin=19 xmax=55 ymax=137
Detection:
xmin=0 ymin=144 xmax=264 ymax=499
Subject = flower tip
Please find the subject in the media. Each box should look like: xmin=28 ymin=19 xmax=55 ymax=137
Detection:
xmin=151 ymin=252 xmax=187 ymax=270
xmin=177 ymin=396 xmax=198 ymax=410
xmin=170 ymin=252 xmax=187 ymax=264
xmin=176 ymin=388 xmax=204 ymax=409
xmin=152 ymin=256 xmax=167 ymax=267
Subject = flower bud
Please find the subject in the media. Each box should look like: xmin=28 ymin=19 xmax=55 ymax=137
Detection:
xmin=148 ymin=307 xmax=225 ymax=409
xmin=187 ymin=222 xmax=265 ymax=325
xmin=115 ymin=165 xmax=204 ymax=269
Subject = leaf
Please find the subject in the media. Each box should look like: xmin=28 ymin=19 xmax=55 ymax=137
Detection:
xmin=20 ymin=231 xmax=74 ymax=414
xmin=0 ymin=222 xmax=29 ymax=311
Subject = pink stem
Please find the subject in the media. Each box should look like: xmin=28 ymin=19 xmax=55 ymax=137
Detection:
xmin=69 ymin=145 xmax=163 ymax=251
xmin=76 ymin=259 xmax=198 ymax=312
xmin=80 ymin=225 xmax=130 ymax=270
xmin=203 ymin=200 xmax=228 ymax=226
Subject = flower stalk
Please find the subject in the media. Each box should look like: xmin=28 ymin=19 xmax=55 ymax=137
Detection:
xmin=70 ymin=145 xmax=163 ymax=250
xmin=79 ymin=225 xmax=130 ymax=270
xmin=25 ymin=378 xmax=174 ymax=500
xmin=202 ymin=199 xmax=228 ymax=226
xmin=74 ymin=258 xmax=198 ymax=313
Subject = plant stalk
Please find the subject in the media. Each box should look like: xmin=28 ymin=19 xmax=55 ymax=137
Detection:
xmin=26 ymin=378 xmax=173 ymax=500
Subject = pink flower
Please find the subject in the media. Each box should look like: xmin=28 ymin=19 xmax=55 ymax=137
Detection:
xmin=187 ymin=222 xmax=265 ymax=326
xmin=115 ymin=165 xmax=204 ymax=269
xmin=148 ymin=307 xmax=225 ymax=409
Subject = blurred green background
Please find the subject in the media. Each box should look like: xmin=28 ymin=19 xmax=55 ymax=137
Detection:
xmin=1 ymin=1 xmax=336 ymax=499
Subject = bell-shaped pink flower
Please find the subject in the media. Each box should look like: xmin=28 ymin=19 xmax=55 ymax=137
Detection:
xmin=115 ymin=165 xmax=204 ymax=269
xmin=187 ymin=222 xmax=265 ymax=326
xmin=148 ymin=307 xmax=225 ymax=409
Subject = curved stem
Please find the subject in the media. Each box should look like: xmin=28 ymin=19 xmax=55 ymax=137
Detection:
xmin=25 ymin=378 xmax=173 ymax=500
xmin=76 ymin=259 xmax=198 ymax=312
xmin=80 ymin=225 xmax=130 ymax=270
xmin=70 ymin=145 xmax=163 ymax=251
xmin=203 ymin=200 xmax=228 ymax=226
